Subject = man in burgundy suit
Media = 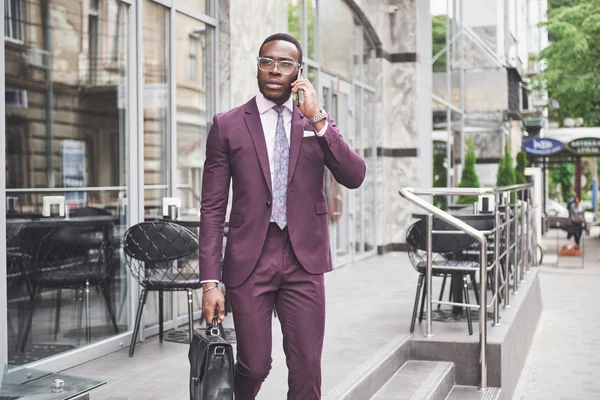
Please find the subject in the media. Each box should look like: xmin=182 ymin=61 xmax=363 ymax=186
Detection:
xmin=199 ymin=33 xmax=366 ymax=399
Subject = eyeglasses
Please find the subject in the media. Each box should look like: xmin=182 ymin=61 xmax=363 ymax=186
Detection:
xmin=256 ymin=57 xmax=300 ymax=74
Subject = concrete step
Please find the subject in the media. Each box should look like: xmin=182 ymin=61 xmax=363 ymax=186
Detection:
xmin=444 ymin=385 xmax=501 ymax=400
xmin=369 ymin=361 xmax=454 ymax=400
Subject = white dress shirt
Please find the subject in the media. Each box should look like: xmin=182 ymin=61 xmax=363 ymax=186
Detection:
xmin=201 ymin=93 xmax=327 ymax=285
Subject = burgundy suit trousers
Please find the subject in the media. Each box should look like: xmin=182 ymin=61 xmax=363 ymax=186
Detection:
xmin=227 ymin=223 xmax=326 ymax=400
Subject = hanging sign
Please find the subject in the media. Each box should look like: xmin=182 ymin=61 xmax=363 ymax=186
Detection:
xmin=433 ymin=140 xmax=447 ymax=154
xmin=566 ymin=137 xmax=600 ymax=156
xmin=521 ymin=137 xmax=565 ymax=156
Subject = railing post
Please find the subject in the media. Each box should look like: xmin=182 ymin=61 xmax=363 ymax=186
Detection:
xmin=525 ymin=188 xmax=537 ymax=274
xmin=513 ymin=196 xmax=519 ymax=294
xmin=425 ymin=213 xmax=434 ymax=337
xmin=480 ymin=239 xmax=488 ymax=390
xmin=493 ymin=197 xmax=501 ymax=327
xmin=504 ymin=192 xmax=511 ymax=308
xmin=520 ymin=190 xmax=526 ymax=283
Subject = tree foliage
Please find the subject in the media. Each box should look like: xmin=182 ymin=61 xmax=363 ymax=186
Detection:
xmin=432 ymin=15 xmax=448 ymax=72
xmin=534 ymin=0 xmax=600 ymax=126
xmin=549 ymin=163 xmax=575 ymax=202
xmin=497 ymin=145 xmax=517 ymax=202
xmin=457 ymin=136 xmax=480 ymax=205
xmin=515 ymin=151 xmax=528 ymax=184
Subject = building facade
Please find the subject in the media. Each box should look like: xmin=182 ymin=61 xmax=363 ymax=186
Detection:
xmin=431 ymin=0 xmax=548 ymax=188
xmin=0 ymin=0 xmax=433 ymax=369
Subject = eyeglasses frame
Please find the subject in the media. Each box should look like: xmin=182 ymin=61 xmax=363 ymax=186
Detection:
xmin=256 ymin=57 xmax=301 ymax=74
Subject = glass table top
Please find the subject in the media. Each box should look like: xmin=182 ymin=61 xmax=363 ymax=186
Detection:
xmin=0 ymin=364 xmax=106 ymax=399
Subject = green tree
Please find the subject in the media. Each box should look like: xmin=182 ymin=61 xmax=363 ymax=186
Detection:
xmin=534 ymin=0 xmax=600 ymax=126
xmin=456 ymin=136 xmax=480 ymax=205
xmin=432 ymin=15 xmax=448 ymax=72
xmin=549 ymin=163 xmax=575 ymax=202
xmin=497 ymin=145 xmax=517 ymax=202
xmin=287 ymin=1 xmax=302 ymax=43
xmin=433 ymin=152 xmax=448 ymax=209
xmin=515 ymin=151 xmax=528 ymax=184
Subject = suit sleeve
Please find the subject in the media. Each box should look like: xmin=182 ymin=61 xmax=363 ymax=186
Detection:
xmin=199 ymin=114 xmax=231 ymax=282
xmin=316 ymin=117 xmax=366 ymax=189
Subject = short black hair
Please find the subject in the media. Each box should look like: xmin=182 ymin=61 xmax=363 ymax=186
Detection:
xmin=259 ymin=33 xmax=303 ymax=64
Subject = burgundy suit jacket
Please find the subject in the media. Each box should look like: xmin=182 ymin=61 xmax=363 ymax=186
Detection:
xmin=199 ymin=97 xmax=366 ymax=288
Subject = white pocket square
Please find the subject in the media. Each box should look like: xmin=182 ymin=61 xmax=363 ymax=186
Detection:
xmin=303 ymin=130 xmax=316 ymax=138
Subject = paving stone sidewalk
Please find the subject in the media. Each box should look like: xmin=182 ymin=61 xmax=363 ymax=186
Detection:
xmin=512 ymin=227 xmax=600 ymax=400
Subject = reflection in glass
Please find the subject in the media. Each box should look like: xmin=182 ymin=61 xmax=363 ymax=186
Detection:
xmin=176 ymin=0 xmax=210 ymax=16
xmin=353 ymin=18 xmax=362 ymax=82
xmin=142 ymin=1 xmax=170 ymax=329
xmin=287 ymin=0 xmax=302 ymax=43
xmin=143 ymin=0 xmax=170 ymax=220
xmin=175 ymin=15 xmax=214 ymax=218
xmin=363 ymin=34 xmax=376 ymax=87
xmin=174 ymin=13 xmax=214 ymax=319
xmin=319 ymin=0 xmax=353 ymax=79
xmin=5 ymin=0 xmax=129 ymax=365
xmin=306 ymin=0 xmax=318 ymax=60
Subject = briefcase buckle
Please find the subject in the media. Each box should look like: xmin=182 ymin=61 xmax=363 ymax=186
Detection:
xmin=214 ymin=346 xmax=226 ymax=356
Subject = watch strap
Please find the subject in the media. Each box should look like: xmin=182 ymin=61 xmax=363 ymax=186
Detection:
xmin=308 ymin=109 xmax=327 ymax=125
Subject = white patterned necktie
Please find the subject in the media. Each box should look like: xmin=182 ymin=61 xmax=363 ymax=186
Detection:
xmin=272 ymin=105 xmax=289 ymax=229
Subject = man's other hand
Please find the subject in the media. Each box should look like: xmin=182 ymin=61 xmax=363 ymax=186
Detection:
xmin=202 ymin=284 xmax=226 ymax=325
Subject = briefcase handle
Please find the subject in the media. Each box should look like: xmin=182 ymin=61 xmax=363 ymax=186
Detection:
xmin=206 ymin=314 xmax=220 ymax=337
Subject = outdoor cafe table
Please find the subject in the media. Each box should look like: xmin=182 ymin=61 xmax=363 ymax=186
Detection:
xmin=411 ymin=212 xmax=495 ymax=320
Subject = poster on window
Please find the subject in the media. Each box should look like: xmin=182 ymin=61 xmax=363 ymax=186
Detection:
xmin=62 ymin=140 xmax=87 ymax=209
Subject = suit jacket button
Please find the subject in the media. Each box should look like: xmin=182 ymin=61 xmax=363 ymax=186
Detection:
xmin=266 ymin=201 xmax=271 ymax=208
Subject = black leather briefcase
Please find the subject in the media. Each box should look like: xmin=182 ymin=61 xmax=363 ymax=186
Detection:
xmin=189 ymin=317 xmax=234 ymax=400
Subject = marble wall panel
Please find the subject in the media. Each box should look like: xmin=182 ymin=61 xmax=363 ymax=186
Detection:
xmin=359 ymin=0 xmax=416 ymax=52
xmin=382 ymin=62 xmax=418 ymax=148
xmin=389 ymin=0 xmax=417 ymax=53
xmin=380 ymin=156 xmax=422 ymax=246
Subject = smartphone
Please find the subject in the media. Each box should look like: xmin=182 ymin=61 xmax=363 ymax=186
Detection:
xmin=294 ymin=67 xmax=304 ymax=107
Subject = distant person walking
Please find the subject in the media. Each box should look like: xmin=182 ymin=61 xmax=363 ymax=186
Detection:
xmin=568 ymin=195 xmax=588 ymax=247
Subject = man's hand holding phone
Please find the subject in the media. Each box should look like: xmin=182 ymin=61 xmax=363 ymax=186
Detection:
xmin=291 ymin=70 xmax=325 ymax=131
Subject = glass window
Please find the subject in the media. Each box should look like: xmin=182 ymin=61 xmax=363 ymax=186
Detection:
xmin=4 ymin=0 xmax=24 ymax=41
xmin=306 ymin=0 xmax=317 ymax=60
xmin=175 ymin=14 xmax=215 ymax=217
xmin=176 ymin=0 xmax=210 ymax=16
xmin=353 ymin=18 xmax=362 ymax=81
xmin=143 ymin=0 xmax=170 ymax=220
xmin=187 ymin=36 xmax=199 ymax=83
xmin=288 ymin=0 xmax=302 ymax=44
xmin=5 ymin=0 xmax=129 ymax=365
xmin=142 ymin=0 xmax=171 ymax=330
xmin=363 ymin=33 xmax=376 ymax=87
xmin=319 ymin=0 xmax=354 ymax=79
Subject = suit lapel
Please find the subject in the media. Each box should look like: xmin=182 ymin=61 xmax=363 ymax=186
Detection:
xmin=244 ymin=98 xmax=272 ymax=194
xmin=288 ymin=107 xmax=304 ymax=183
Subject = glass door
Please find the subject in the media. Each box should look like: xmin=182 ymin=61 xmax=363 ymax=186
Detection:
xmin=4 ymin=0 xmax=131 ymax=365
xmin=321 ymin=73 xmax=354 ymax=267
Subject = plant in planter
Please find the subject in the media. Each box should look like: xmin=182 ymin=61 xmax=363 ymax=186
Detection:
xmin=457 ymin=136 xmax=480 ymax=205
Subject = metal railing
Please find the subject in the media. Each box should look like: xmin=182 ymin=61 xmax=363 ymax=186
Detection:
xmin=399 ymin=183 xmax=535 ymax=391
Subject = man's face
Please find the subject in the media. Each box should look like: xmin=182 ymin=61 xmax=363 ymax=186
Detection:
xmin=257 ymin=40 xmax=300 ymax=104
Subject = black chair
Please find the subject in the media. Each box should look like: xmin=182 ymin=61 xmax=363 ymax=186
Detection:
xmin=69 ymin=206 xmax=113 ymax=217
xmin=122 ymin=221 xmax=202 ymax=357
xmin=406 ymin=218 xmax=485 ymax=335
xmin=16 ymin=222 xmax=119 ymax=351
